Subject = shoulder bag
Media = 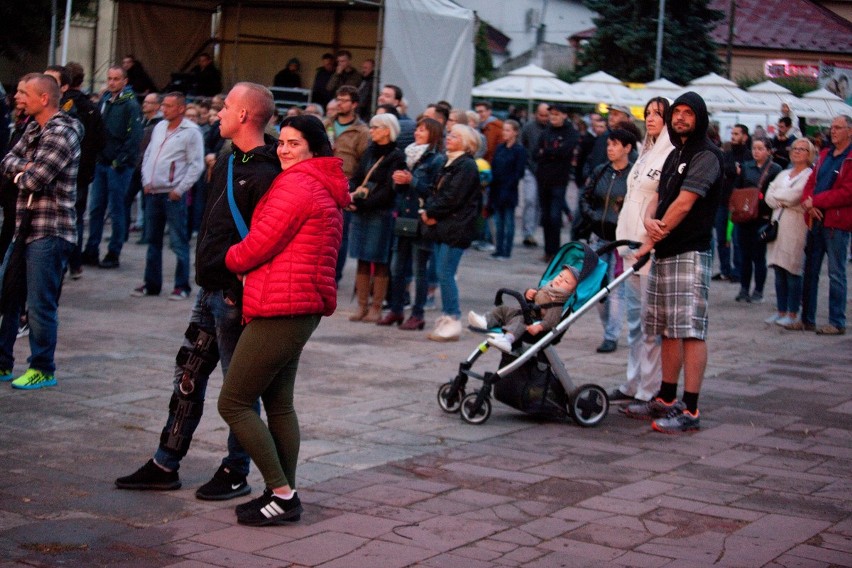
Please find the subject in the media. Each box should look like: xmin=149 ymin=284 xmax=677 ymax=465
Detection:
xmin=758 ymin=209 xmax=782 ymax=243
xmin=729 ymin=162 xmax=771 ymax=224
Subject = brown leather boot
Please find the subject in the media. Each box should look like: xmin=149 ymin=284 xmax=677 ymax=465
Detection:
xmin=349 ymin=270 xmax=370 ymax=321
xmin=362 ymin=273 xmax=388 ymax=323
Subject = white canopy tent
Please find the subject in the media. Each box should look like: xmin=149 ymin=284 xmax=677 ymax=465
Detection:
xmin=746 ymin=81 xmax=825 ymax=120
xmin=564 ymin=71 xmax=647 ymax=107
xmin=801 ymin=88 xmax=852 ymax=121
xmin=471 ymin=64 xmax=575 ymax=110
xmin=684 ymin=73 xmax=775 ymax=114
xmin=638 ymin=78 xmax=683 ymax=102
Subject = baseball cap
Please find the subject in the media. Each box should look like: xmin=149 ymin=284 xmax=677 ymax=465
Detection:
xmin=608 ymin=104 xmax=631 ymax=115
xmin=548 ymin=103 xmax=569 ymax=114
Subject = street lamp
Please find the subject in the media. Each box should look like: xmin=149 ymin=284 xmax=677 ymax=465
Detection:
xmin=654 ymin=0 xmax=665 ymax=80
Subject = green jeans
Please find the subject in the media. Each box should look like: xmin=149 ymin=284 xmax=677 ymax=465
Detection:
xmin=218 ymin=314 xmax=320 ymax=489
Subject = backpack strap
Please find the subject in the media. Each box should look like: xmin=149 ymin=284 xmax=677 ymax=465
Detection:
xmin=226 ymin=154 xmax=249 ymax=240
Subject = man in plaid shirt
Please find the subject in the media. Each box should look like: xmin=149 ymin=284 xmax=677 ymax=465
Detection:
xmin=0 ymin=73 xmax=82 ymax=390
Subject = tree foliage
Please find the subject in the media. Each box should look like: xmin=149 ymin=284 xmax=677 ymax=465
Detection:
xmin=474 ymin=19 xmax=494 ymax=85
xmin=736 ymin=73 xmax=818 ymax=98
xmin=578 ymin=0 xmax=724 ymax=84
xmin=0 ymin=0 xmax=90 ymax=62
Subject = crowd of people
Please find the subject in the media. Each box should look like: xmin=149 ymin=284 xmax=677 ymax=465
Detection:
xmin=1 ymin=52 xmax=850 ymax=525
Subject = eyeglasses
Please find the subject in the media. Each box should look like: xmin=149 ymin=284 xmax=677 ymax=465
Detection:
xmin=368 ymin=125 xmax=387 ymax=130
xmin=790 ymin=147 xmax=809 ymax=152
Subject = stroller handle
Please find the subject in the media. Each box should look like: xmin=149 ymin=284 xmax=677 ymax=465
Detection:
xmin=593 ymin=239 xmax=642 ymax=256
xmin=631 ymin=253 xmax=651 ymax=272
xmin=494 ymin=288 xmax=536 ymax=325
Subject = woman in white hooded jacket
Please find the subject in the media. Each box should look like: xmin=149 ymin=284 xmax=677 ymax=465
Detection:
xmin=611 ymin=97 xmax=674 ymax=404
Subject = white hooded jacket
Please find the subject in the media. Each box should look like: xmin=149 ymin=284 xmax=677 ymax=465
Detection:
xmin=616 ymin=125 xmax=674 ymax=274
xmin=141 ymin=117 xmax=204 ymax=197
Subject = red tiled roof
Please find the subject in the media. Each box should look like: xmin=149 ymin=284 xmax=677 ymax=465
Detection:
xmin=707 ymin=0 xmax=852 ymax=54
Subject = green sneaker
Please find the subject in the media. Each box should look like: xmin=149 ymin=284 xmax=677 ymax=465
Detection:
xmin=0 ymin=369 xmax=13 ymax=382
xmin=11 ymin=369 xmax=57 ymax=390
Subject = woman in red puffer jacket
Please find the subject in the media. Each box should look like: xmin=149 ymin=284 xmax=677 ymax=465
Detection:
xmin=218 ymin=115 xmax=350 ymax=527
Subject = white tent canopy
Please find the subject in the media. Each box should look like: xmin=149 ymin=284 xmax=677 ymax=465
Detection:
xmin=471 ymin=64 xmax=574 ymax=102
xmin=683 ymin=73 xmax=775 ymax=114
xmin=801 ymin=88 xmax=852 ymax=121
xmin=746 ymin=81 xmax=826 ymax=120
xmin=638 ymin=78 xmax=683 ymax=102
xmin=564 ymin=71 xmax=647 ymax=107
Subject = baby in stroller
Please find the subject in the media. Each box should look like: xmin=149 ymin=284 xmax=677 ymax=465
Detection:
xmin=467 ymin=249 xmax=600 ymax=354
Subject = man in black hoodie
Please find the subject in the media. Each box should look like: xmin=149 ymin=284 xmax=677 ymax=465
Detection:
xmin=536 ymin=104 xmax=579 ymax=261
xmin=626 ymin=92 xmax=723 ymax=433
xmin=116 ymin=83 xmax=281 ymax=499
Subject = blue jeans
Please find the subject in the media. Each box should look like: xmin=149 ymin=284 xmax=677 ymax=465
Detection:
xmin=144 ymin=193 xmax=191 ymax=294
xmin=735 ymin=223 xmax=767 ymax=295
xmin=336 ymin=210 xmax=351 ymax=283
xmin=713 ymin=205 xmax=734 ymax=278
xmin=86 ymin=162 xmax=132 ymax=257
xmin=774 ymin=266 xmax=802 ymax=314
xmin=595 ymin=239 xmax=624 ymax=342
xmin=154 ymin=289 xmax=259 ymax=475
xmin=493 ymin=206 xmax=516 ymax=258
xmin=538 ymin=183 xmax=567 ymax=256
xmin=801 ymin=222 xmax=849 ymax=328
xmin=0 ymin=236 xmax=73 ymax=374
xmin=390 ymin=236 xmax=431 ymax=317
xmin=433 ymin=242 xmax=465 ymax=318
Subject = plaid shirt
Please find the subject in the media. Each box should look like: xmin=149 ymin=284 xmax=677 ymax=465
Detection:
xmin=0 ymin=112 xmax=81 ymax=245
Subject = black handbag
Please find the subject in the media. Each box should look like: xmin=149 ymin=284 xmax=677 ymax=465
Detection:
xmin=393 ymin=216 xmax=420 ymax=238
xmin=758 ymin=210 xmax=782 ymax=244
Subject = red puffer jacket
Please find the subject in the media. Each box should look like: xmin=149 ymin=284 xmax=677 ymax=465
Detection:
xmin=802 ymin=147 xmax=852 ymax=232
xmin=225 ymin=157 xmax=351 ymax=322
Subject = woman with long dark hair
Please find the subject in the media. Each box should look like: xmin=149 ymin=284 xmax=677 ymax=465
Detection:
xmin=218 ymin=115 xmax=350 ymax=526
xmin=377 ymin=118 xmax=445 ymax=330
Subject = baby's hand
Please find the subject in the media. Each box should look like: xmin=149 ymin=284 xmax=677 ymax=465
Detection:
xmin=526 ymin=323 xmax=544 ymax=336
xmin=524 ymin=288 xmax=536 ymax=301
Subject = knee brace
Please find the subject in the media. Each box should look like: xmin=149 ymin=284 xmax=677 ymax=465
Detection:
xmin=175 ymin=322 xmax=219 ymax=396
xmin=161 ymin=392 xmax=205 ymax=455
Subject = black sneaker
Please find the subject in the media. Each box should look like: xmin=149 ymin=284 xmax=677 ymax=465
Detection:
xmin=99 ymin=252 xmax=120 ymax=269
xmin=80 ymin=251 xmax=100 ymax=266
xmin=236 ymin=489 xmax=302 ymax=526
xmin=115 ymin=459 xmax=181 ymax=490
xmin=195 ymin=465 xmax=251 ymax=501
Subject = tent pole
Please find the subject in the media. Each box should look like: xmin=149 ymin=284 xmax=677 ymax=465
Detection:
xmin=372 ymin=0 xmax=384 ymax=117
xmin=232 ymin=2 xmax=242 ymax=89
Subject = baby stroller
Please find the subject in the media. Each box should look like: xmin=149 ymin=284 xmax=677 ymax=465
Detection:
xmin=436 ymin=240 xmax=647 ymax=426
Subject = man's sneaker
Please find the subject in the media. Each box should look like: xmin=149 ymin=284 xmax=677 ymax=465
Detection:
xmin=750 ymin=291 xmax=764 ymax=304
xmin=115 ymin=459 xmax=181 ymax=490
xmin=70 ymin=267 xmax=83 ymax=280
xmin=99 ymin=252 xmax=120 ymax=269
xmin=467 ymin=311 xmax=488 ymax=330
xmin=236 ymin=489 xmax=302 ymax=526
xmin=622 ymin=398 xmax=685 ymax=421
xmin=80 ymin=251 xmax=100 ymax=266
xmin=486 ymin=333 xmax=514 ymax=354
xmin=11 ymin=369 xmax=57 ymax=390
xmin=16 ymin=323 xmax=30 ymax=339
xmin=131 ymin=285 xmax=158 ymax=297
xmin=522 ymin=236 xmax=538 ymax=248
xmin=653 ymin=409 xmax=701 ymax=433
xmin=169 ymin=288 xmax=190 ymax=301
xmin=0 ymin=369 xmax=13 ymax=382
xmin=195 ymin=465 xmax=251 ymax=501
xmin=608 ymin=388 xmax=635 ymax=405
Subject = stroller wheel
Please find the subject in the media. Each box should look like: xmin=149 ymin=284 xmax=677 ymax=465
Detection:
xmin=568 ymin=384 xmax=609 ymax=427
xmin=437 ymin=382 xmax=463 ymax=413
xmin=460 ymin=392 xmax=492 ymax=425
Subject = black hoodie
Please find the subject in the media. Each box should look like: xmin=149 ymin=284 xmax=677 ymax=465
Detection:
xmin=195 ymin=139 xmax=281 ymax=297
xmin=653 ymin=92 xmax=724 ymax=259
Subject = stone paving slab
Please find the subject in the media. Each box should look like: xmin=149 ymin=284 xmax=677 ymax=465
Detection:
xmin=0 ymin=226 xmax=850 ymax=566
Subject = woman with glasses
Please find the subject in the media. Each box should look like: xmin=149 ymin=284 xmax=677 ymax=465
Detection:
xmin=764 ymin=139 xmax=816 ymax=326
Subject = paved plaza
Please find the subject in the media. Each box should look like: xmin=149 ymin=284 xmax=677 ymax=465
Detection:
xmin=0 ymin=226 xmax=850 ymax=567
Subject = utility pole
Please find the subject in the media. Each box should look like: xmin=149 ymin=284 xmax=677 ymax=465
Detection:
xmin=654 ymin=0 xmax=665 ymax=80
xmin=48 ymin=0 xmax=58 ymax=66
xmin=726 ymin=0 xmax=736 ymax=79
xmin=61 ymin=0 xmax=72 ymax=64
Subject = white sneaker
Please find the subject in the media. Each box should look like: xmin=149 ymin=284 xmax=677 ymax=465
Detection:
xmin=428 ymin=316 xmax=461 ymax=342
xmin=467 ymin=311 xmax=487 ymax=329
xmin=486 ymin=333 xmax=513 ymax=353
xmin=764 ymin=313 xmax=782 ymax=324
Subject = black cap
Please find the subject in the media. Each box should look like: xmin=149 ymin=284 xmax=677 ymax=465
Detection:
xmin=548 ymin=103 xmax=569 ymax=114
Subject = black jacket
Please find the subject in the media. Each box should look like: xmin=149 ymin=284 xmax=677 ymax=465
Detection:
xmin=195 ymin=140 xmax=280 ymax=298
xmin=423 ymin=154 xmax=482 ymax=249
xmin=61 ymin=89 xmax=105 ymax=184
xmin=536 ymin=123 xmax=579 ymax=187
xmin=350 ymin=142 xmax=406 ymax=213
xmin=653 ymin=91 xmax=724 ymax=259
xmin=579 ymin=161 xmax=632 ymax=241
